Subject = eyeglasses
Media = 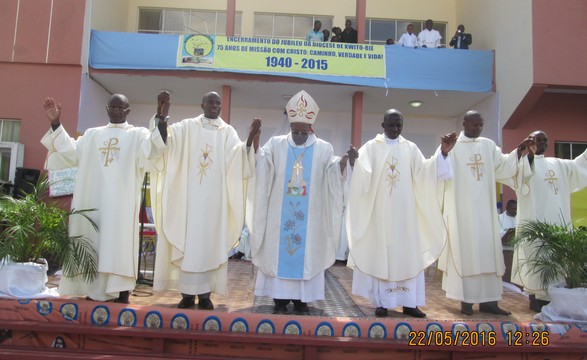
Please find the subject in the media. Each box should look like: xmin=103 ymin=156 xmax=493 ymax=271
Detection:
xmin=291 ymin=130 xmax=310 ymax=136
xmin=106 ymin=106 xmax=129 ymax=112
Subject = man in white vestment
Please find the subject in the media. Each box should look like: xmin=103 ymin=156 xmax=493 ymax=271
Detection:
xmin=346 ymin=109 xmax=456 ymax=318
xmin=41 ymin=94 xmax=164 ymax=303
xmin=438 ymin=110 xmax=532 ymax=316
xmin=251 ymin=90 xmax=357 ymax=315
xmin=506 ymin=130 xmax=587 ymax=311
xmin=418 ymin=19 xmax=442 ymax=48
xmin=498 ymin=199 xmax=517 ymax=244
xmin=150 ymin=91 xmax=261 ymax=309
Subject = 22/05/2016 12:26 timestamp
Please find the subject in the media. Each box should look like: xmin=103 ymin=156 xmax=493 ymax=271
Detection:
xmin=408 ymin=331 xmax=497 ymax=346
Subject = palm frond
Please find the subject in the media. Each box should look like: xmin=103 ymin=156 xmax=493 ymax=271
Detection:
xmin=512 ymin=220 xmax=587 ymax=289
xmin=0 ymin=173 xmax=99 ymax=281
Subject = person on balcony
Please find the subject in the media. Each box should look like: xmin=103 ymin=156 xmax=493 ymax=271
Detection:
xmin=306 ymin=20 xmax=324 ymax=42
xmin=418 ymin=19 xmax=442 ymax=48
xmin=449 ymin=24 xmax=472 ymax=49
xmin=397 ymin=23 xmax=418 ymax=48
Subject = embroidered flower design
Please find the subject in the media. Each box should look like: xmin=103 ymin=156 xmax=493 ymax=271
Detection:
xmin=283 ymin=219 xmax=295 ymax=232
xmin=291 ymin=233 xmax=302 ymax=246
xmin=294 ymin=211 xmax=305 ymax=222
xmin=281 ymin=201 xmax=306 ymax=256
xmin=288 ymin=94 xmax=316 ymax=121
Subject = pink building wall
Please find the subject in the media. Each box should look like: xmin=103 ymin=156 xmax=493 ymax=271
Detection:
xmin=532 ymin=0 xmax=587 ymax=87
xmin=0 ymin=0 xmax=85 ymax=171
xmin=502 ymin=0 xmax=587 ymax=153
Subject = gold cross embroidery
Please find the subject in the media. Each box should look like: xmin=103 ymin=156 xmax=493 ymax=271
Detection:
xmin=197 ymin=144 xmax=213 ymax=184
xmin=544 ymin=169 xmax=559 ymax=194
xmin=99 ymin=138 xmax=120 ymax=167
xmin=386 ymin=157 xmax=400 ymax=195
xmin=467 ymin=154 xmax=485 ymax=181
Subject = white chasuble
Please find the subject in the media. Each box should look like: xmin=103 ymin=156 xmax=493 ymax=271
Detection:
xmin=41 ymin=122 xmax=162 ymax=301
xmin=150 ymin=115 xmax=255 ymax=295
xmin=346 ymin=135 xmax=450 ymax=307
xmin=251 ymin=134 xmax=344 ymax=288
xmin=438 ymin=133 xmax=519 ymax=302
xmin=505 ymin=152 xmax=587 ymax=297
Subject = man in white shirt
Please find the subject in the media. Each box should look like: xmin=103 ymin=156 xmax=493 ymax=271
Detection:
xmin=397 ymin=24 xmax=418 ymax=48
xmin=418 ymin=19 xmax=442 ymax=48
xmin=499 ymin=199 xmax=517 ymax=245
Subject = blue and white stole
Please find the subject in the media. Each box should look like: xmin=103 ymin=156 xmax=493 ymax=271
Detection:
xmin=277 ymin=141 xmax=315 ymax=279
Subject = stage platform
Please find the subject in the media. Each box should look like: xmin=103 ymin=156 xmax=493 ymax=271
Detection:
xmin=0 ymin=259 xmax=586 ymax=359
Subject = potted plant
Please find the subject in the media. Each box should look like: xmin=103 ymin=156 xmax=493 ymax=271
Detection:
xmin=0 ymin=174 xmax=98 ymax=298
xmin=512 ymin=220 xmax=587 ymax=322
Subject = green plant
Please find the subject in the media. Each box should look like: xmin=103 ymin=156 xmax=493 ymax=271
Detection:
xmin=511 ymin=220 xmax=587 ymax=289
xmin=0 ymin=175 xmax=98 ymax=282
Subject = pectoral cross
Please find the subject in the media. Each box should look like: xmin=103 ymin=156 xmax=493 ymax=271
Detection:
xmin=99 ymin=138 xmax=120 ymax=167
xmin=467 ymin=154 xmax=485 ymax=181
xmin=544 ymin=169 xmax=559 ymax=194
xmin=293 ymin=161 xmax=303 ymax=178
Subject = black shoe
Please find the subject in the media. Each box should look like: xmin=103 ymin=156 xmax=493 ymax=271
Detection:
xmin=529 ymin=297 xmax=550 ymax=312
xmin=293 ymin=300 xmax=310 ymax=315
xmin=479 ymin=301 xmax=511 ymax=316
xmin=461 ymin=302 xmax=474 ymax=316
xmin=403 ymin=306 xmax=426 ymax=318
xmin=114 ymin=291 xmax=130 ymax=304
xmin=177 ymin=295 xmax=196 ymax=309
xmin=375 ymin=307 xmax=388 ymax=317
xmin=197 ymin=293 xmax=214 ymax=310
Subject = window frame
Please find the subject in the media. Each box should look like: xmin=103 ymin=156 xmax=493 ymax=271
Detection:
xmin=137 ymin=7 xmax=242 ymax=36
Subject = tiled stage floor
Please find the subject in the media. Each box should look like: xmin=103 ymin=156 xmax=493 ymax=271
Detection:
xmin=50 ymin=259 xmax=537 ymax=322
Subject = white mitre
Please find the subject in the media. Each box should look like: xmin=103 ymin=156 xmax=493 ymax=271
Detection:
xmin=286 ymin=90 xmax=319 ymax=124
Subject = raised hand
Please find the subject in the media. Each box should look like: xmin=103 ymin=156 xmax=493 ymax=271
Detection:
xmin=526 ymin=135 xmax=537 ymax=156
xmin=43 ymin=97 xmax=62 ymax=126
xmin=347 ymin=145 xmax=359 ymax=166
xmin=247 ymin=118 xmax=262 ymax=151
xmin=157 ymin=91 xmax=171 ymax=118
xmin=440 ymin=131 xmax=457 ymax=156
xmin=517 ymin=136 xmax=535 ymax=158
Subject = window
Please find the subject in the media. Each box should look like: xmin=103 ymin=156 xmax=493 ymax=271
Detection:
xmin=0 ymin=120 xmax=22 ymax=187
xmin=254 ymin=13 xmax=333 ymax=40
xmin=555 ymin=141 xmax=587 ymax=160
xmin=347 ymin=18 xmax=446 ymax=46
xmin=0 ymin=119 xmax=20 ymax=142
xmin=138 ymin=8 xmax=242 ymax=35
